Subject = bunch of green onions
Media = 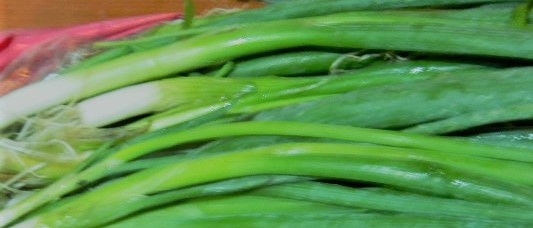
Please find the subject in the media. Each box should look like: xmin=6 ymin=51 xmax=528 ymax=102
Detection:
xmin=1 ymin=0 xmax=533 ymax=227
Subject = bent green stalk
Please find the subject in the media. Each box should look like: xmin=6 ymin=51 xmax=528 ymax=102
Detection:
xmin=2 ymin=12 xmax=533 ymax=128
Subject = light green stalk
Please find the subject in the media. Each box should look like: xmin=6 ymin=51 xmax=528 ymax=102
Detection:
xmin=73 ymin=77 xmax=254 ymax=127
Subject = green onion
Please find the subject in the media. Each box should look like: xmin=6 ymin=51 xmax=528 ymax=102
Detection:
xmin=2 ymin=12 xmax=533 ymax=129
xmin=254 ymin=67 xmax=533 ymax=133
xmin=255 ymin=181 xmax=533 ymax=221
xmin=105 ymin=196 xmax=365 ymax=228
xmin=3 ymin=121 xmax=533 ymax=226
xmin=16 ymin=143 xmax=533 ymax=227
xmin=108 ymin=213 xmax=533 ymax=228
xmin=3 ymin=3 xmax=533 ymax=227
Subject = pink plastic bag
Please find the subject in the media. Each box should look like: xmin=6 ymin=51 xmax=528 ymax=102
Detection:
xmin=0 ymin=13 xmax=180 ymax=96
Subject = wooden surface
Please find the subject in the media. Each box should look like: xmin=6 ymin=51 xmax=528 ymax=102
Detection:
xmin=0 ymin=0 xmax=263 ymax=30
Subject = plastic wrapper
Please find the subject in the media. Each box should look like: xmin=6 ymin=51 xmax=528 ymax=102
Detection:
xmin=0 ymin=13 xmax=180 ymax=96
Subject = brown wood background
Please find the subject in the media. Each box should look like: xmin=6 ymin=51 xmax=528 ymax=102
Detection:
xmin=0 ymin=0 xmax=263 ymax=30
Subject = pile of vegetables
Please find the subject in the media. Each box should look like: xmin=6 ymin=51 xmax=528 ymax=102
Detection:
xmin=1 ymin=0 xmax=533 ymax=227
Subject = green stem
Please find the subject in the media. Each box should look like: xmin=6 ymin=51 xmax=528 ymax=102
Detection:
xmin=108 ymin=213 xmax=532 ymax=228
xmin=61 ymin=47 xmax=132 ymax=74
xmin=4 ymin=121 xmax=533 ymax=226
xmin=19 ymin=143 xmax=533 ymax=227
xmin=105 ymin=196 xmax=360 ymax=228
xmin=404 ymin=104 xmax=533 ymax=134
xmin=100 ymin=4 xmax=531 ymax=57
xmin=157 ymin=0 xmax=513 ymax=32
xmin=255 ymin=181 xmax=533 ymax=221
xmin=112 ymin=121 xmax=533 ymax=162
xmin=232 ymin=66 xmax=490 ymax=112
xmin=252 ymin=67 xmax=533 ymax=131
xmin=3 ymin=12 xmax=533 ymax=129
xmin=209 ymin=51 xmax=345 ymax=77
xmin=29 ymin=176 xmax=304 ymax=227
xmin=470 ymin=130 xmax=533 ymax=150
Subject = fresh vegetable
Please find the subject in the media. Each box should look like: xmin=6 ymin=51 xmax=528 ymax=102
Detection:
xmin=2 ymin=10 xmax=533 ymax=129
xmin=1 ymin=1 xmax=533 ymax=227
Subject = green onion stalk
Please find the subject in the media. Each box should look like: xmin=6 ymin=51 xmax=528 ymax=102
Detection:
xmin=13 ymin=142 xmax=533 ymax=227
xmin=1 ymin=59 xmax=486 ymax=154
xmin=254 ymin=181 xmax=533 ymax=221
xmin=85 ymin=3 xmax=532 ymax=71
xmin=1 ymin=12 xmax=533 ymax=129
xmin=148 ymin=0 xmax=521 ymax=41
xmin=2 ymin=121 xmax=533 ymax=226
xmin=252 ymin=66 xmax=533 ymax=133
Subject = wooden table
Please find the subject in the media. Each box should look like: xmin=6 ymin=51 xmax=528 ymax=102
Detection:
xmin=0 ymin=0 xmax=263 ymax=30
